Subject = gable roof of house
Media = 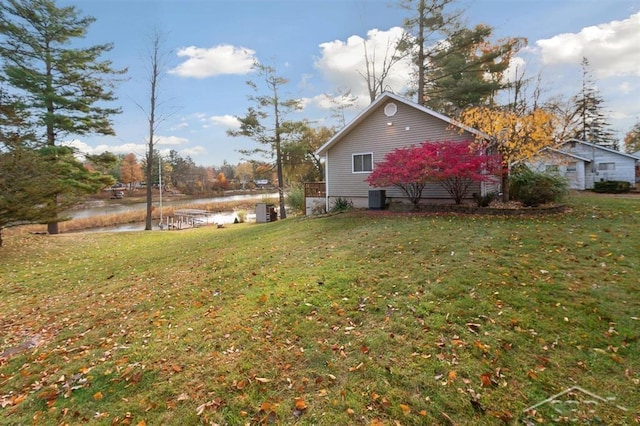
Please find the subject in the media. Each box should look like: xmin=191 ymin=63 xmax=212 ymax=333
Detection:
xmin=540 ymin=147 xmax=592 ymax=163
xmin=315 ymin=92 xmax=487 ymax=156
xmin=559 ymin=138 xmax=640 ymax=161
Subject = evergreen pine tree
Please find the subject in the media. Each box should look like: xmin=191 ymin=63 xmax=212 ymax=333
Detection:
xmin=0 ymin=0 xmax=126 ymax=234
xmin=571 ymin=57 xmax=618 ymax=149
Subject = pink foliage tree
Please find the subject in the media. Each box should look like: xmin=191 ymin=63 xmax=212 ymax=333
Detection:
xmin=366 ymin=140 xmax=501 ymax=206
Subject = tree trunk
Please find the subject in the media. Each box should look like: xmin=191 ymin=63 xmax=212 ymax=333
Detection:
xmin=145 ymin=159 xmax=153 ymax=230
xmin=275 ymin=126 xmax=287 ymax=220
xmin=501 ymin=172 xmax=510 ymax=202
xmin=417 ymin=0 xmax=426 ymax=106
xmin=47 ymin=193 xmax=59 ymax=235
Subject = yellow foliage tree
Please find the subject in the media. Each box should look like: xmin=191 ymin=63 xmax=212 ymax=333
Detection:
xmin=120 ymin=153 xmax=143 ymax=190
xmin=459 ymin=107 xmax=557 ymax=201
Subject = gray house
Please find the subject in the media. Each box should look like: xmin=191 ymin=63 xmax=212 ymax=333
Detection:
xmin=315 ymin=92 xmax=498 ymax=210
xmin=529 ymin=139 xmax=639 ymax=190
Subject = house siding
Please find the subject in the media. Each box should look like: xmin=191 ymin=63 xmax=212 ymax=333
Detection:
xmin=529 ymin=154 xmax=587 ymax=190
xmin=529 ymin=140 xmax=638 ymax=190
xmin=561 ymin=142 xmax=636 ymax=188
xmin=325 ymin=100 xmax=478 ymax=206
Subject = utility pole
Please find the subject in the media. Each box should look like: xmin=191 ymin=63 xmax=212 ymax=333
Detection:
xmin=159 ymin=155 xmax=163 ymax=228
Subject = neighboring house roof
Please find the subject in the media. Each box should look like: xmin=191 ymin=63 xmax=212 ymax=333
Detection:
xmin=558 ymin=138 xmax=640 ymax=161
xmin=315 ymin=92 xmax=488 ymax=156
xmin=540 ymin=147 xmax=592 ymax=163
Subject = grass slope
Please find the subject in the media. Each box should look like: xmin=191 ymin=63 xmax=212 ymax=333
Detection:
xmin=1 ymin=193 xmax=638 ymax=425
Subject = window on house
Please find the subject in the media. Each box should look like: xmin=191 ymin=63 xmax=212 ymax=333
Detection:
xmin=545 ymin=164 xmax=559 ymax=174
xmin=566 ymin=162 xmax=577 ymax=172
xmin=353 ymin=153 xmax=373 ymax=173
xmin=598 ymin=162 xmax=615 ymax=171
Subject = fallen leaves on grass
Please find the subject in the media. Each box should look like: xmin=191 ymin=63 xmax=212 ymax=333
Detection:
xmin=196 ymin=397 xmax=223 ymax=416
xmin=292 ymin=397 xmax=307 ymax=418
xmin=254 ymin=401 xmax=278 ymax=424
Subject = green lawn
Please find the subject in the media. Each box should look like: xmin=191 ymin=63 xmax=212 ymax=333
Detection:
xmin=1 ymin=192 xmax=638 ymax=425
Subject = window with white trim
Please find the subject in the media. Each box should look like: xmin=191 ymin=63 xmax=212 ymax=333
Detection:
xmin=566 ymin=162 xmax=577 ymax=172
xmin=352 ymin=152 xmax=373 ymax=173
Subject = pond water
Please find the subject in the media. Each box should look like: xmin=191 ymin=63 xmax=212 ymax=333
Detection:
xmin=68 ymin=193 xmax=271 ymax=232
xmin=67 ymin=193 xmax=277 ymax=219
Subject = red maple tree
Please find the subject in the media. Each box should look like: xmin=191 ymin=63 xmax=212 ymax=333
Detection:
xmin=366 ymin=140 xmax=501 ymax=206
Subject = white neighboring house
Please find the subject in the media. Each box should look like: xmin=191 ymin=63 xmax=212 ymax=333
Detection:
xmin=529 ymin=139 xmax=640 ymax=190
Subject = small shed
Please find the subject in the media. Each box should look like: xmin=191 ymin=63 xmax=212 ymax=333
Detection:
xmin=255 ymin=203 xmax=277 ymax=223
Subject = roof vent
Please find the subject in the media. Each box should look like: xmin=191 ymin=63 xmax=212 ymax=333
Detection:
xmin=384 ymin=102 xmax=397 ymax=117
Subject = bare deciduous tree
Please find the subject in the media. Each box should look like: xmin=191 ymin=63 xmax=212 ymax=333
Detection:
xmin=136 ymin=28 xmax=176 ymax=230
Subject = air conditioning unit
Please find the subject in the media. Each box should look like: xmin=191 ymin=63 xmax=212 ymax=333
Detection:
xmin=368 ymin=190 xmax=386 ymax=210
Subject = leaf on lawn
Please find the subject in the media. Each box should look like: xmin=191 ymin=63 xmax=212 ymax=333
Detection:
xmin=177 ymin=393 xmax=189 ymax=401
xmin=399 ymin=403 xmax=411 ymax=414
xmin=488 ymin=410 xmax=513 ymax=423
xmin=447 ymin=370 xmax=457 ymax=383
xmin=236 ymin=380 xmax=247 ymax=390
xmin=93 ymin=391 xmax=103 ymax=401
xmin=171 ymin=365 xmax=182 ymax=373
xmin=349 ymin=362 xmax=363 ymax=372
xmin=258 ymin=294 xmax=268 ymax=303
xmin=474 ymin=340 xmax=490 ymax=352
xmin=466 ymin=323 xmax=481 ymax=334
xmin=294 ymin=398 xmax=307 ymax=411
xmin=196 ymin=398 xmax=223 ymax=416
xmin=293 ymin=397 xmax=307 ymax=418
xmin=260 ymin=401 xmax=275 ymax=411
xmin=480 ymin=372 xmax=493 ymax=387
xmin=255 ymin=377 xmax=271 ymax=383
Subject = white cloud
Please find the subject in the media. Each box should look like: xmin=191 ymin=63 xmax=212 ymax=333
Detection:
xmin=297 ymin=96 xmax=315 ymax=109
xmin=169 ymin=44 xmax=256 ymax=78
xmin=170 ymin=121 xmax=189 ymax=131
xmin=314 ymin=27 xmax=414 ymax=106
xmin=503 ymin=56 xmax=527 ymax=85
xmin=154 ymin=135 xmax=189 ymax=146
xmin=617 ymin=81 xmax=632 ymax=94
xmin=299 ymin=93 xmax=343 ymax=110
xmin=180 ymin=146 xmax=207 ymax=157
xmin=62 ymin=139 xmax=147 ymax=157
xmin=298 ymin=73 xmax=314 ymax=92
xmin=209 ymin=114 xmax=241 ymax=128
xmin=536 ymin=12 xmax=640 ymax=78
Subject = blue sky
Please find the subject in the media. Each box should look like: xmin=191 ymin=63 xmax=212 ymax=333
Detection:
xmin=57 ymin=0 xmax=640 ymax=166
